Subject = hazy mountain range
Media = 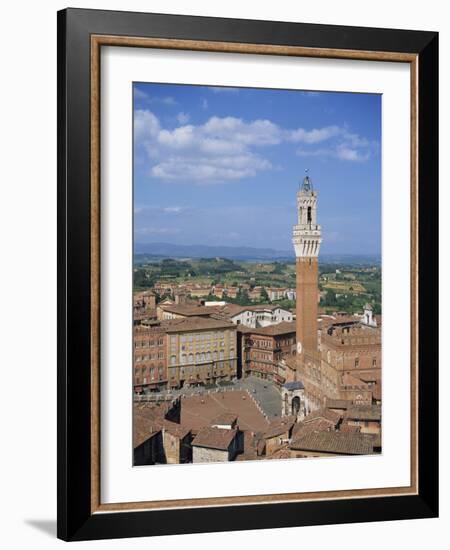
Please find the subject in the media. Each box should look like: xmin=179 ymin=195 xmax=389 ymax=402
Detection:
xmin=134 ymin=242 xmax=380 ymax=264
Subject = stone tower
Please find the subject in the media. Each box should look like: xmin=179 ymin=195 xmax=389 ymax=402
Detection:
xmin=292 ymin=171 xmax=322 ymax=356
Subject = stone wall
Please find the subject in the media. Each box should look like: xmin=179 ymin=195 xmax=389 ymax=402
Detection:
xmin=192 ymin=446 xmax=229 ymax=463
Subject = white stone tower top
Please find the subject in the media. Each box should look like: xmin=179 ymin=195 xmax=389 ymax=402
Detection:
xmin=292 ymin=170 xmax=322 ymax=258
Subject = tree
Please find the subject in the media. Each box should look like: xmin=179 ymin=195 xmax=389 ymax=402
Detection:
xmin=323 ymin=289 xmax=337 ymax=306
xmin=260 ymin=287 xmax=269 ymax=302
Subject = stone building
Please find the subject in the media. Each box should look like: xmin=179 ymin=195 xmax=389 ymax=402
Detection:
xmin=238 ymin=321 xmax=297 ymax=383
xmin=133 ymin=290 xmax=157 ymax=324
xmin=133 ymin=416 xmax=163 ymax=466
xmin=263 ymin=416 xmax=296 ymax=455
xmin=160 ymin=420 xmax=192 ymax=464
xmin=227 ymin=304 xmax=293 ymax=329
xmin=281 ymin=381 xmax=305 ymax=418
xmin=319 ymin=318 xmax=381 ymax=404
xmin=165 ymin=316 xmax=237 ymax=388
xmin=343 ymin=404 xmax=381 ymax=435
xmin=192 ymin=426 xmax=242 ymax=463
xmin=133 ymin=323 xmax=167 ymax=393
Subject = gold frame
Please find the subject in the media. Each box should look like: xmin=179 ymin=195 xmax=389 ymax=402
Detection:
xmin=90 ymin=35 xmax=418 ymax=514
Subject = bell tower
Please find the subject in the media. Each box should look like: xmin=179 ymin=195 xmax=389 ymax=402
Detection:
xmin=292 ymin=170 xmax=322 ymax=356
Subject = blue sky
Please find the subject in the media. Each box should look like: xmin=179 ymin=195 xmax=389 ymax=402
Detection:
xmin=133 ymin=83 xmax=381 ymax=255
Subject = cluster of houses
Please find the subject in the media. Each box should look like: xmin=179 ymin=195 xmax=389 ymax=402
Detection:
xmin=134 ymin=392 xmax=381 ymax=465
xmin=133 ymin=288 xmax=382 ymax=464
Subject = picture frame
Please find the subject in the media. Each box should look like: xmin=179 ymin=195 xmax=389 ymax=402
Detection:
xmin=57 ymin=7 xmax=438 ymax=541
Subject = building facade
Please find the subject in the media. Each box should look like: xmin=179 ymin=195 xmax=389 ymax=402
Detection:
xmin=165 ymin=317 xmax=238 ymax=388
xmin=239 ymin=322 xmax=297 ymax=384
xmin=133 ymin=324 xmax=167 ymax=392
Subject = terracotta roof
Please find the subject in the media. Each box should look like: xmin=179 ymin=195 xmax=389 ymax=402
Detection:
xmin=192 ymin=427 xmax=238 ymax=450
xmin=159 ymin=304 xmax=220 ymax=317
xmin=264 ymin=416 xmax=296 ymax=439
xmin=133 ymin=415 xmax=161 ymax=448
xmin=302 ymin=408 xmax=342 ymax=426
xmin=165 ymin=316 xmax=235 ymax=333
xmin=339 ymin=422 xmax=361 ymax=434
xmin=239 ymin=321 xmax=296 ymax=337
xmin=291 ymin=418 xmax=333 ymax=439
xmin=290 ymin=431 xmax=374 ymax=455
xmin=180 ymin=391 xmax=269 ymax=433
xmin=345 ymin=405 xmax=382 ymax=421
xmin=266 ymin=447 xmax=293 ymax=460
xmin=211 ymin=412 xmax=238 ymax=427
xmin=161 ymin=419 xmax=191 ymax=439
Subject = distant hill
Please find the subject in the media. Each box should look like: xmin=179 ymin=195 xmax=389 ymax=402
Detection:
xmin=134 ymin=242 xmax=380 ymax=264
xmin=134 ymin=242 xmax=293 ymax=261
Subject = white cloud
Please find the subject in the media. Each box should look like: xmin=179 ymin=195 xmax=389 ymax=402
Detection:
xmin=335 ymin=145 xmax=370 ymax=162
xmin=297 ymin=143 xmax=371 ymax=162
xmin=176 ymin=112 xmax=190 ymax=124
xmin=151 ymin=153 xmax=271 ymax=183
xmin=295 ymin=127 xmax=374 ymax=162
xmin=135 ymin=108 xmax=374 ymax=181
xmin=288 ymin=125 xmax=341 ymax=144
xmin=133 ymin=89 xmax=178 ymax=106
xmin=134 ymin=110 xmax=160 ymax=141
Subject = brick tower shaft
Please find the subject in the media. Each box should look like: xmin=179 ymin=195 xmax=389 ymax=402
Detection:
xmin=296 ymin=258 xmax=319 ymax=355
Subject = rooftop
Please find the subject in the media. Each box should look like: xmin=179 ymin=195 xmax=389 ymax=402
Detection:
xmin=180 ymin=391 xmax=269 ymax=433
xmin=291 ymin=418 xmax=333 ymax=439
xmin=283 ymin=380 xmax=304 ymax=391
xmin=211 ymin=412 xmax=238 ymax=427
xmin=290 ymin=431 xmax=375 ymax=455
xmin=133 ymin=414 xmax=161 ymax=448
xmin=159 ymin=304 xmax=221 ymax=317
xmin=239 ymin=321 xmax=297 ymax=337
xmin=345 ymin=404 xmax=382 ymax=421
xmin=165 ymin=316 xmax=235 ymax=333
xmin=264 ymin=416 xmax=296 ymax=439
xmin=192 ymin=427 xmax=237 ymax=450
xmin=302 ymin=408 xmax=342 ymax=426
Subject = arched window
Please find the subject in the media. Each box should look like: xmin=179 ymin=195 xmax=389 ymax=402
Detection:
xmin=307 ymin=206 xmax=312 ymax=223
xmin=170 ymin=355 xmax=176 ymax=366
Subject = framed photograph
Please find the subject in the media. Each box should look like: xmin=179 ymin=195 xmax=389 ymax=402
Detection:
xmin=57 ymin=8 xmax=438 ymax=541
